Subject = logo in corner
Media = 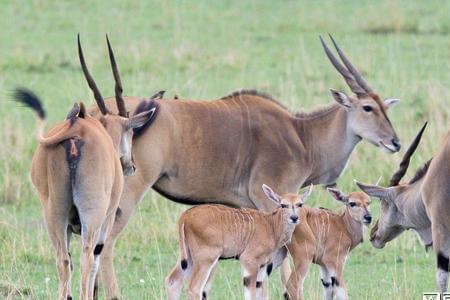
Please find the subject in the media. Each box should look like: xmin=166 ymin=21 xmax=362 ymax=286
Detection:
xmin=422 ymin=293 xmax=439 ymax=300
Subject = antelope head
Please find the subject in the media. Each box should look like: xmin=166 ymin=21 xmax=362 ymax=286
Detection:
xmin=321 ymin=34 xmax=401 ymax=153
xmin=78 ymin=35 xmax=156 ymax=176
xmin=327 ymin=188 xmax=372 ymax=225
xmin=356 ymin=122 xmax=427 ymax=248
xmin=262 ymin=184 xmax=313 ymax=224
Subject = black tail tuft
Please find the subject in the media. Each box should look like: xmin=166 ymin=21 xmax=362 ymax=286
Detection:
xmin=132 ymin=100 xmax=159 ymax=136
xmin=13 ymin=88 xmax=46 ymax=119
xmin=181 ymin=259 xmax=188 ymax=270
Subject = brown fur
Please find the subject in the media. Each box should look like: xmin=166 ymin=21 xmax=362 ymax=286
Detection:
xmin=356 ymin=126 xmax=450 ymax=293
xmin=16 ymin=84 xmax=154 ymax=300
xmin=30 ymin=113 xmax=123 ymax=300
xmin=84 ymin=37 xmax=401 ymax=299
xmin=221 ymin=88 xmax=287 ymax=110
xmin=87 ymin=89 xmax=399 ymax=299
xmin=285 ymin=191 xmax=371 ymax=300
xmin=165 ymin=186 xmax=311 ymax=300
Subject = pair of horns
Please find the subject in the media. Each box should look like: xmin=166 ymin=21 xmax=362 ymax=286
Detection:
xmin=78 ymin=34 xmax=127 ymax=117
xmin=388 ymin=122 xmax=427 ymax=186
xmin=320 ymin=34 xmax=373 ymax=97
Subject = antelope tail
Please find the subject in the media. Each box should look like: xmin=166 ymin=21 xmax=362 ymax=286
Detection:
xmin=179 ymin=223 xmax=190 ymax=271
xmin=14 ymin=88 xmax=78 ymax=146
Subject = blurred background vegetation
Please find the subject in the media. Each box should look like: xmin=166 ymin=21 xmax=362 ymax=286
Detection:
xmin=1 ymin=0 xmax=449 ymax=299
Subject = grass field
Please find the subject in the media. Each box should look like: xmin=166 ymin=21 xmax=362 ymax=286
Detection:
xmin=1 ymin=0 xmax=450 ymax=299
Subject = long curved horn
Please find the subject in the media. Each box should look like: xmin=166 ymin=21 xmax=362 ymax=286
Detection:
xmin=320 ymin=36 xmax=366 ymax=97
xmin=328 ymin=34 xmax=373 ymax=94
xmin=77 ymin=34 xmax=108 ymax=115
xmin=106 ymin=35 xmax=127 ymax=117
xmin=389 ymin=122 xmax=427 ymax=186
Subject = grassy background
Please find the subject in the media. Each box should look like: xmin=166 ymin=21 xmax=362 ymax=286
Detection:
xmin=1 ymin=0 xmax=449 ymax=299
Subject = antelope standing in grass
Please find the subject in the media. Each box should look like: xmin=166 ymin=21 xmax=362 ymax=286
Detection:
xmin=165 ymin=184 xmax=313 ymax=300
xmin=356 ymin=123 xmax=450 ymax=293
xmin=15 ymin=39 xmax=157 ymax=300
xmin=285 ymin=188 xmax=372 ymax=300
xmin=83 ymin=35 xmax=401 ymax=299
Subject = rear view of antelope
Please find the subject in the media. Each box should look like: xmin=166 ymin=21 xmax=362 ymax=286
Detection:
xmin=85 ymin=35 xmax=402 ymax=300
xmin=356 ymin=122 xmax=450 ymax=293
xmin=13 ymin=37 xmax=157 ymax=300
xmin=285 ymin=188 xmax=372 ymax=300
xmin=165 ymin=184 xmax=313 ymax=300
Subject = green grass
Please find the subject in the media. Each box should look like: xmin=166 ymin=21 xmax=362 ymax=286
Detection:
xmin=1 ymin=0 xmax=449 ymax=299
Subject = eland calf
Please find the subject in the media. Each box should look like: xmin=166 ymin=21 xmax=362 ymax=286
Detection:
xmin=165 ymin=184 xmax=313 ymax=300
xmin=285 ymin=188 xmax=371 ymax=300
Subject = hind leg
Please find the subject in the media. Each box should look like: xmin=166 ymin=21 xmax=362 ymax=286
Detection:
xmin=90 ymin=209 xmax=116 ymax=300
xmin=187 ymin=254 xmax=220 ymax=300
xmin=42 ymin=199 xmax=73 ymax=300
xmin=202 ymin=265 xmax=217 ymax=299
xmin=166 ymin=257 xmax=193 ymax=300
xmin=77 ymin=205 xmax=106 ymax=300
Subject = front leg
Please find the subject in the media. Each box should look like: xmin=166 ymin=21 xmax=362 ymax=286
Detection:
xmin=333 ymin=276 xmax=347 ymax=300
xmin=432 ymin=222 xmax=450 ymax=294
xmin=242 ymin=266 xmax=259 ymax=300
xmin=240 ymin=255 xmax=263 ymax=300
xmin=256 ymin=264 xmax=269 ymax=300
xmin=319 ymin=266 xmax=333 ymax=300
xmin=248 ymin=172 xmax=306 ymax=297
xmin=327 ymin=262 xmax=347 ymax=300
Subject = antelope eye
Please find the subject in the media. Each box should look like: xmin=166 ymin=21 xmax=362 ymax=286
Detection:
xmin=280 ymin=204 xmax=288 ymax=208
xmin=362 ymin=106 xmax=372 ymax=112
xmin=296 ymin=203 xmax=303 ymax=208
xmin=349 ymin=202 xmax=357 ymax=207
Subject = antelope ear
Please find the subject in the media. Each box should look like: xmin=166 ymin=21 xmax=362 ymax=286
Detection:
xmin=384 ymin=98 xmax=400 ymax=108
xmin=78 ymin=102 xmax=86 ymax=118
xmin=326 ymin=187 xmax=348 ymax=204
xmin=355 ymin=181 xmax=392 ymax=202
xmin=301 ymin=184 xmax=313 ymax=202
xmin=330 ymin=88 xmax=352 ymax=108
xmin=127 ymin=107 xmax=156 ymax=129
xmin=262 ymin=184 xmax=281 ymax=204
xmin=66 ymin=103 xmax=80 ymax=120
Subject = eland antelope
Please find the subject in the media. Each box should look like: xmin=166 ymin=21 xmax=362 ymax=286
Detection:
xmin=84 ymin=35 xmax=401 ymax=299
xmin=14 ymin=38 xmax=157 ymax=300
xmin=354 ymin=123 xmax=450 ymax=292
xmin=165 ymin=184 xmax=313 ymax=300
xmin=285 ymin=187 xmax=371 ymax=300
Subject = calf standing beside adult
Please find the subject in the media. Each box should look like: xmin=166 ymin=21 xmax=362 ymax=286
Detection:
xmin=85 ymin=36 xmax=402 ymax=299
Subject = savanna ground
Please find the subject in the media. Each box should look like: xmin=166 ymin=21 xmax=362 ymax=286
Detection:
xmin=1 ymin=0 xmax=449 ymax=299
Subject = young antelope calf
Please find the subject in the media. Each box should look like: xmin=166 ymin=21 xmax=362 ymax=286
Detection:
xmin=166 ymin=184 xmax=313 ymax=300
xmin=285 ymin=187 xmax=371 ymax=300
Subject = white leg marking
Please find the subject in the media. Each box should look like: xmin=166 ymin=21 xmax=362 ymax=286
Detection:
xmin=335 ymin=286 xmax=347 ymax=300
xmin=437 ymin=269 xmax=449 ymax=293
